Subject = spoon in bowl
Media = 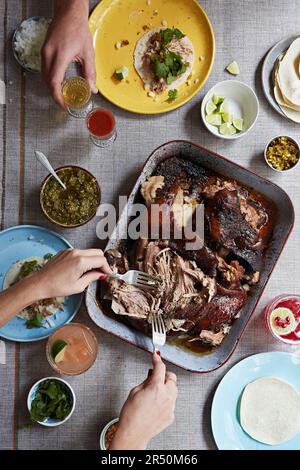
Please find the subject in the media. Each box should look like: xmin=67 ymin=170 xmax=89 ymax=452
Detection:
xmin=35 ymin=150 xmax=67 ymax=190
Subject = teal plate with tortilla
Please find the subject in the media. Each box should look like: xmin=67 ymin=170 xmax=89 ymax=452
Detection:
xmin=211 ymin=352 xmax=300 ymax=450
xmin=0 ymin=225 xmax=82 ymax=342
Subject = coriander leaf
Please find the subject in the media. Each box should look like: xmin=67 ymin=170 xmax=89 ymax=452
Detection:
xmin=19 ymin=260 xmax=38 ymax=278
xmin=167 ymin=89 xmax=178 ymax=102
xmin=26 ymin=312 xmax=43 ymax=329
xmin=44 ymin=253 xmax=53 ymax=260
xmin=152 ymin=57 xmax=169 ymax=79
xmin=167 ymin=73 xmax=175 ymax=85
xmin=173 ymin=28 xmax=185 ymax=39
xmin=30 ymin=379 xmax=72 ymax=423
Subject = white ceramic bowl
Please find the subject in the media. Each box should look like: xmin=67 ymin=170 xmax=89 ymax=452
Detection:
xmin=99 ymin=418 xmax=119 ymax=450
xmin=201 ymin=80 xmax=259 ymax=140
xmin=264 ymin=135 xmax=300 ymax=173
xmin=27 ymin=376 xmax=76 ymax=427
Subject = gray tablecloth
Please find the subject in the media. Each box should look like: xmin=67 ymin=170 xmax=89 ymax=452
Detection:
xmin=1 ymin=0 xmax=300 ymax=450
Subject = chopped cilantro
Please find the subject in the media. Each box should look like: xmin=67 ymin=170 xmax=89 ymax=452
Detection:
xmin=158 ymin=28 xmax=185 ymax=47
xmin=152 ymin=50 xmax=188 ymax=83
xmin=30 ymin=379 xmax=72 ymax=422
xmin=44 ymin=253 xmax=53 ymax=260
xmin=152 ymin=56 xmax=169 ymax=79
xmin=167 ymin=89 xmax=178 ymax=102
xmin=19 ymin=260 xmax=38 ymax=279
xmin=26 ymin=312 xmax=44 ymax=329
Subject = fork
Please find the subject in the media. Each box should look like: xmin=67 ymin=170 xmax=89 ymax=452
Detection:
xmin=151 ymin=315 xmax=166 ymax=353
xmin=106 ymin=270 xmax=158 ymax=289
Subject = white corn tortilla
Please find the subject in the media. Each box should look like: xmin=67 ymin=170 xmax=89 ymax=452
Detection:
xmin=134 ymin=28 xmax=194 ymax=92
xmin=240 ymin=376 xmax=300 ymax=445
xmin=277 ymin=38 xmax=300 ymax=108
xmin=3 ymin=256 xmax=64 ymax=320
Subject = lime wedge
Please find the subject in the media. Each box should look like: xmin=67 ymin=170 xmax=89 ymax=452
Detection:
xmin=212 ymin=94 xmax=224 ymax=106
xmin=219 ymin=122 xmax=236 ymax=136
xmin=270 ymin=307 xmax=297 ymax=336
xmin=205 ymin=100 xmax=217 ymax=115
xmin=233 ymin=117 xmax=244 ymax=131
xmin=206 ymin=113 xmax=222 ymax=126
xmin=219 ymin=99 xmax=229 ymax=113
xmin=222 ymin=112 xmax=232 ymax=124
xmin=226 ymin=61 xmax=240 ymax=75
xmin=51 ymin=340 xmax=68 ymax=363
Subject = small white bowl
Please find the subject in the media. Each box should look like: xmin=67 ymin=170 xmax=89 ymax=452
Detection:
xmin=27 ymin=376 xmax=76 ymax=427
xmin=264 ymin=135 xmax=300 ymax=173
xmin=201 ymin=80 xmax=259 ymax=140
xmin=99 ymin=418 xmax=119 ymax=450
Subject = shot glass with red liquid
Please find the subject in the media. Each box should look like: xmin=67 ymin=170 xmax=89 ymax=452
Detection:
xmin=264 ymin=294 xmax=300 ymax=345
xmin=86 ymin=107 xmax=117 ymax=147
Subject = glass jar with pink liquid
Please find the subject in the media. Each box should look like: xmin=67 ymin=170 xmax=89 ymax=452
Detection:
xmin=264 ymin=294 xmax=300 ymax=345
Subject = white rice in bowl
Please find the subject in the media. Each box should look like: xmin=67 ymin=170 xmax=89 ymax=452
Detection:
xmin=13 ymin=17 xmax=51 ymax=72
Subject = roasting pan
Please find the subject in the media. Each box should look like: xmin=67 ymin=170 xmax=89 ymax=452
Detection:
xmin=86 ymin=141 xmax=294 ymax=373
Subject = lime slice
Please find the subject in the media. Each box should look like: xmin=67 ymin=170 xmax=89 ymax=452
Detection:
xmin=206 ymin=113 xmax=222 ymax=126
xmin=226 ymin=61 xmax=240 ymax=75
xmin=270 ymin=307 xmax=297 ymax=336
xmin=219 ymin=122 xmax=236 ymax=135
xmin=51 ymin=340 xmax=68 ymax=363
xmin=212 ymin=94 xmax=224 ymax=106
xmin=233 ymin=117 xmax=244 ymax=131
xmin=222 ymin=112 xmax=232 ymax=124
xmin=205 ymin=100 xmax=217 ymax=115
xmin=219 ymin=99 xmax=230 ymax=113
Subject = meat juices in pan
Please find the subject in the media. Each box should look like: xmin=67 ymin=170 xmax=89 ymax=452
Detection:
xmin=102 ymin=157 xmax=275 ymax=350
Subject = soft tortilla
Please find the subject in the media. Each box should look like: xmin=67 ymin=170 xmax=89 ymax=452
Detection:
xmin=274 ymin=83 xmax=300 ymax=122
xmin=240 ymin=376 xmax=300 ymax=445
xmin=3 ymin=256 xmax=64 ymax=320
xmin=134 ymin=28 xmax=194 ymax=91
xmin=277 ymin=38 xmax=300 ymax=107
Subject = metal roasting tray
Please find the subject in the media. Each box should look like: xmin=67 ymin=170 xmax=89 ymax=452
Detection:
xmin=86 ymin=140 xmax=294 ymax=373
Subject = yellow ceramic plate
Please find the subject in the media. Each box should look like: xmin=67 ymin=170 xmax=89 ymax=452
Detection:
xmin=89 ymin=0 xmax=215 ymax=114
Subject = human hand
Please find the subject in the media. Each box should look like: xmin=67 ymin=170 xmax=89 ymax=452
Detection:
xmin=32 ymin=248 xmax=112 ymax=299
xmin=109 ymin=353 xmax=178 ymax=450
xmin=41 ymin=0 xmax=97 ymax=108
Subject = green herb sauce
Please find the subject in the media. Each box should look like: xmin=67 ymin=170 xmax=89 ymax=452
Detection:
xmin=42 ymin=168 xmax=100 ymax=226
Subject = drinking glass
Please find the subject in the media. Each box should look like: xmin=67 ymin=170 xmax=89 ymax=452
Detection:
xmin=61 ymin=77 xmax=93 ymax=118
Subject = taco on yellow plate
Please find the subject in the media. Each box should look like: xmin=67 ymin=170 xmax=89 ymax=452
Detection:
xmin=134 ymin=27 xmax=194 ymax=94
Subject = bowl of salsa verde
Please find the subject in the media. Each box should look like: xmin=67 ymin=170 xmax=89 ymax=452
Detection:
xmin=40 ymin=166 xmax=101 ymax=228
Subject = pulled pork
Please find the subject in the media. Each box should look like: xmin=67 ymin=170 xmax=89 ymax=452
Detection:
xmin=104 ymin=157 xmax=274 ymax=348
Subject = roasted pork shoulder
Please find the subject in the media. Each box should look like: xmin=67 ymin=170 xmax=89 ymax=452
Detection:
xmin=103 ymin=157 xmax=274 ymax=349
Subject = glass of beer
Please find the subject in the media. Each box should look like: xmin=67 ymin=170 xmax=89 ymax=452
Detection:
xmin=46 ymin=323 xmax=98 ymax=375
xmin=61 ymin=76 xmax=93 ymax=118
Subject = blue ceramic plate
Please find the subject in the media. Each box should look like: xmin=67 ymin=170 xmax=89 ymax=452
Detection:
xmin=262 ymin=34 xmax=300 ymax=120
xmin=211 ymin=352 xmax=300 ymax=450
xmin=0 ymin=225 xmax=82 ymax=342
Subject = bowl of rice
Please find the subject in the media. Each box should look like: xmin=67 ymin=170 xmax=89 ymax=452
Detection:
xmin=12 ymin=16 xmax=51 ymax=73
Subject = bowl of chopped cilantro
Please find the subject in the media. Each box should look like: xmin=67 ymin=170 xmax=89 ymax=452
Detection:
xmin=40 ymin=166 xmax=101 ymax=228
xmin=27 ymin=377 xmax=75 ymax=426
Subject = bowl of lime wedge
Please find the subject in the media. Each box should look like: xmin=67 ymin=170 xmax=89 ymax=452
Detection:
xmin=201 ymin=80 xmax=259 ymax=140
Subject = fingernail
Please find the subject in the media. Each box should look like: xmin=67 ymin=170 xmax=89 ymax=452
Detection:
xmin=156 ymin=351 xmax=161 ymax=356
xmin=99 ymin=274 xmax=107 ymax=281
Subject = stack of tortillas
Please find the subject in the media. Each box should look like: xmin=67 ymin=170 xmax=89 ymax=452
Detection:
xmin=273 ymin=38 xmax=300 ymax=122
